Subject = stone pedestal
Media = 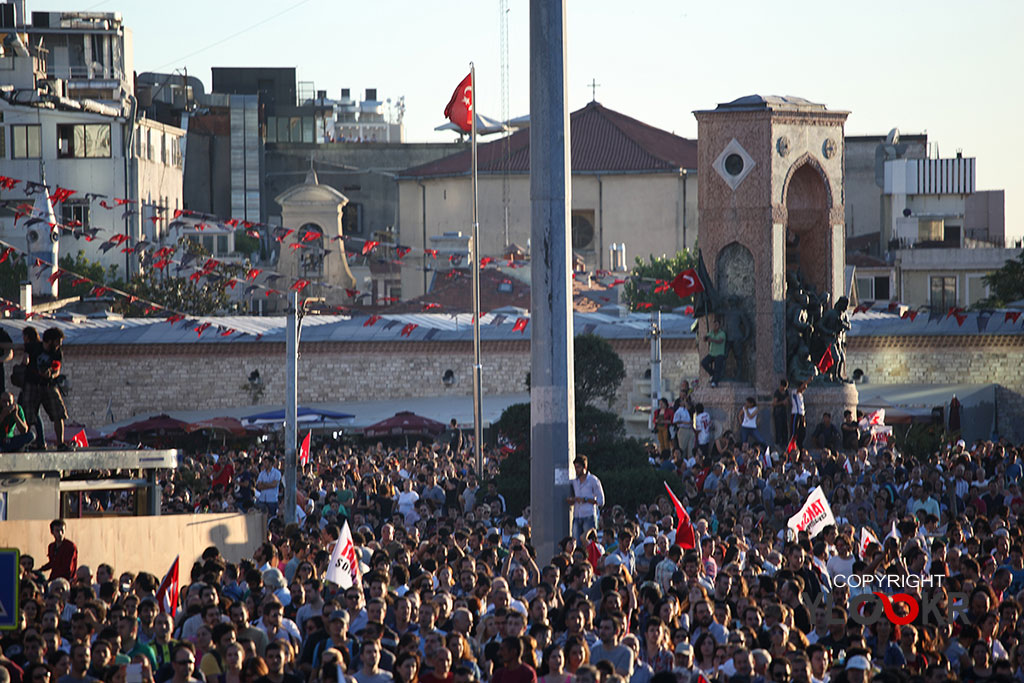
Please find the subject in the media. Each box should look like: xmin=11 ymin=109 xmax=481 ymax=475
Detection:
xmin=693 ymin=381 xmax=858 ymax=451
xmin=801 ymin=382 xmax=860 ymax=436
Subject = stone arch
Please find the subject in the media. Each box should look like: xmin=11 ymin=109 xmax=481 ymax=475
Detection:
xmin=298 ymin=222 xmax=325 ymax=279
xmin=782 ymin=156 xmax=832 ymax=293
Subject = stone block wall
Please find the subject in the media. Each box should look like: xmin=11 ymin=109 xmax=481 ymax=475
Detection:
xmin=61 ymin=336 xmax=1023 ymax=441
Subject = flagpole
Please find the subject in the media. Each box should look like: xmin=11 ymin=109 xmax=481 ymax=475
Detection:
xmin=470 ymin=62 xmax=484 ymax=479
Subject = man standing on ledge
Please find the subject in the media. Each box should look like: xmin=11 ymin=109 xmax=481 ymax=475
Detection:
xmin=567 ymin=455 xmax=604 ymax=540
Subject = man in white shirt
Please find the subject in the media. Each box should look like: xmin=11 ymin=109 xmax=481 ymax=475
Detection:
xmin=568 ymin=455 xmax=605 ymax=540
xmin=826 ymin=535 xmax=856 ymax=586
xmin=256 ymin=457 xmax=282 ymax=517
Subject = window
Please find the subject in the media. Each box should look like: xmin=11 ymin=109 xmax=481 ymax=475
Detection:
xmin=342 ymin=203 xmax=362 ymax=235
xmin=873 ymin=275 xmax=890 ymax=300
xmin=61 ymin=202 xmax=90 ymax=230
xmin=930 ymin=276 xmax=956 ymax=311
xmin=11 ymin=124 xmax=41 ymax=158
xmin=944 ymin=224 xmax=961 ymax=245
xmin=216 ymin=235 xmax=228 ymax=254
xmin=0 ymin=127 xmax=5 ymax=158
xmin=918 ymin=219 xmax=943 ymax=242
xmin=571 ymin=210 xmax=595 ymax=250
xmin=56 ymin=124 xmax=111 ymax=158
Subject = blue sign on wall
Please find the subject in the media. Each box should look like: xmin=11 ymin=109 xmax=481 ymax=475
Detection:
xmin=0 ymin=549 xmax=19 ymax=629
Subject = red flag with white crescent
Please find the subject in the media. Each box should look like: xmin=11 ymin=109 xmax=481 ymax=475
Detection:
xmin=299 ymin=431 xmax=311 ymax=466
xmin=443 ymin=73 xmax=473 ymax=133
xmin=670 ymin=268 xmax=704 ymax=299
xmin=156 ymin=555 xmax=180 ymax=617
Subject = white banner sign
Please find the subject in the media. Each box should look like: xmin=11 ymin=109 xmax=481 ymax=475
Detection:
xmin=788 ymin=485 xmax=836 ymax=537
xmin=325 ymin=521 xmax=359 ymax=589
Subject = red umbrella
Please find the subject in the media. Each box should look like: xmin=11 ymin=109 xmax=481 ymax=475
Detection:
xmin=111 ymin=414 xmax=190 ymax=440
xmin=185 ymin=417 xmax=247 ymax=436
xmin=364 ymin=411 xmax=446 ymax=438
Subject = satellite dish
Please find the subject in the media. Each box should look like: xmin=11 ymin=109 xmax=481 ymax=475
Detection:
xmin=885 ymin=127 xmax=900 ymax=146
xmin=27 ymin=229 xmax=39 ymax=244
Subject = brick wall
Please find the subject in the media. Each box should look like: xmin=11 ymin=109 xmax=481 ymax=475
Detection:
xmin=62 ymin=337 xmax=1023 ymax=438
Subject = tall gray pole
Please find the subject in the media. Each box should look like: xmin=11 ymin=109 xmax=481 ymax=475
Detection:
xmin=470 ymin=63 xmax=484 ymax=479
xmin=529 ymin=0 xmax=575 ymax=565
xmin=650 ymin=311 xmax=662 ymax=428
xmin=283 ymin=291 xmax=298 ymax=524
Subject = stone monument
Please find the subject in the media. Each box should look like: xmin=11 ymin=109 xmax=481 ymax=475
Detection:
xmin=692 ymin=96 xmax=857 ymax=442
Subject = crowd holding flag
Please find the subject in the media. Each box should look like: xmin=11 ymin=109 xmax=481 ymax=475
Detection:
xmin=859 ymin=526 xmax=880 ymax=559
xmin=325 ymin=521 xmax=360 ymax=589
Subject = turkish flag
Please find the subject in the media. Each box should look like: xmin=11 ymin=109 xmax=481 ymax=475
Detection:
xmin=664 ymin=482 xmax=696 ymax=549
xmin=299 ymin=431 xmax=311 ymax=466
xmin=670 ymin=268 xmax=704 ymax=299
xmin=444 ymin=73 xmax=473 ymax=133
xmin=71 ymin=429 xmax=88 ymax=448
xmin=156 ymin=556 xmax=180 ymax=617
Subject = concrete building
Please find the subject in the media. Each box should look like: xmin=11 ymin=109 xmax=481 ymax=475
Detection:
xmin=0 ymin=14 xmax=183 ymax=277
xmin=396 ymin=101 xmax=699 ymax=299
xmin=844 ymin=131 xmax=1011 ymax=309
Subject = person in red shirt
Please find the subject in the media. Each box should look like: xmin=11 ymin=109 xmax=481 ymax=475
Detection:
xmin=39 ymin=519 xmax=77 ymax=581
xmin=491 ymin=637 xmax=536 ymax=683
xmin=211 ymin=455 xmax=235 ymax=492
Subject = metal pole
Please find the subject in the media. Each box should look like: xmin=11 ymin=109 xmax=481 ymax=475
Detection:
xmin=283 ymin=291 xmax=298 ymax=524
xmin=650 ymin=311 xmax=662 ymax=430
xmin=470 ymin=64 xmax=484 ymax=479
xmin=529 ymin=0 xmax=575 ymax=565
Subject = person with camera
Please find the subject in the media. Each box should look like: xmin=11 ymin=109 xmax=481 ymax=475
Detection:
xmin=22 ymin=327 xmax=72 ymax=450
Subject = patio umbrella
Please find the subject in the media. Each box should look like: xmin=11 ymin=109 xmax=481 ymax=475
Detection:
xmin=110 ymin=414 xmax=190 ymax=440
xmin=185 ymin=417 xmax=248 ymax=436
xmin=364 ymin=411 xmax=446 ymax=438
xmin=242 ymin=406 xmax=355 ymax=426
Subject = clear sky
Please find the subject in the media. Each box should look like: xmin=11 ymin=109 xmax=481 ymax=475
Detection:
xmin=36 ymin=0 xmax=1024 ymax=241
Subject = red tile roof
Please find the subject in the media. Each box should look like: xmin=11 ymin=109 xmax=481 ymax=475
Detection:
xmin=399 ymin=102 xmax=697 ymax=178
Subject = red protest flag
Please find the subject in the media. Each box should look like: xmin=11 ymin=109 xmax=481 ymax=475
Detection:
xmin=443 ymin=73 xmax=473 ymax=133
xmin=816 ymin=347 xmax=834 ymax=374
xmin=512 ymin=317 xmax=528 ymax=333
xmin=786 ymin=434 xmax=799 ymax=455
xmin=363 ymin=315 xmax=382 ymax=327
xmin=156 ymin=556 xmax=180 ymax=617
xmin=400 ymin=323 xmax=418 ymax=337
xmin=671 ymin=268 xmax=705 ymax=299
xmin=291 ymin=279 xmax=310 ymax=291
xmin=362 ymin=240 xmax=380 ymax=256
xmin=663 ymin=482 xmax=696 ymax=549
xmin=299 ymin=431 xmax=311 ymax=466
xmin=71 ymin=429 xmax=88 ymax=448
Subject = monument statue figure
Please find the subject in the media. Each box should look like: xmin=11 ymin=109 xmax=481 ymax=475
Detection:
xmin=722 ymin=295 xmax=752 ymax=382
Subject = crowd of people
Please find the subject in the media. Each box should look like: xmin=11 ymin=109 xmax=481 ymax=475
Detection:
xmin=7 ymin=382 xmax=1024 ymax=683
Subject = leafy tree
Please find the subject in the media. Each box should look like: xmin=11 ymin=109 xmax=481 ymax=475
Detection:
xmin=109 ymin=240 xmax=246 ymax=316
xmin=574 ymin=333 xmax=625 ymax=407
xmin=59 ymin=251 xmax=119 ymax=299
xmin=0 ymin=259 xmax=27 ymax=302
xmin=523 ymin=333 xmax=626 ymax=408
xmin=979 ymin=250 xmax=1024 ymax=308
xmin=623 ymin=250 xmax=696 ymax=311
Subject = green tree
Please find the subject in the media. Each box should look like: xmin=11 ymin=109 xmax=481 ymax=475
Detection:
xmin=623 ymin=250 xmax=696 ymax=311
xmin=109 ymin=240 xmax=246 ymax=316
xmin=574 ymin=333 xmax=625 ymax=407
xmin=523 ymin=333 xmax=626 ymax=409
xmin=0 ymin=259 xmax=27 ymax=302
xmin=979 ymin=250 xmax=1024 ymax=308
xmin=59 ymin=251 xmax=118 ymax=299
